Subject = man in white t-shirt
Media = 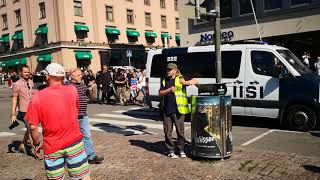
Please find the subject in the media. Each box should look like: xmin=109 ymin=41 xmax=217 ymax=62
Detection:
xmin=302 ymin=52 xmax=310 ymax=67
xmin=314 ymin=56 xmax=320 ymax=75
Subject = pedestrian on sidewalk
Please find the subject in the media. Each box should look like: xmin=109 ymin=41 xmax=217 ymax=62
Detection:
xmin=314 ymin=56 xmax=320 ymax=75
xmin=25 ymin=63 xmax=91 ymax=180
xmin=95 ymin=70 xmax=102 ymax=102
xmin=159 ymin=63 xmax=198 ymax=159
xmin=137 ymin=70 xmax=147 ymax=106
xmin=114 ymin=69 xmax=127 ymax=105
xmin=100 ymin=65 xmax=112 ymax=104
xmin=70 ymin=68 xmax=104 ymax=164
xmin=10 ymin=65 xmax=35 ymax=154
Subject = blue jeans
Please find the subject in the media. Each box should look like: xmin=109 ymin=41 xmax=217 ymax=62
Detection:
xmin=78 ymin=115 xmax=96 ymax=160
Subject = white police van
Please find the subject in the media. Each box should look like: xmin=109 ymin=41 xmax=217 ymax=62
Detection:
xmin=145 ymin=44 xmax=320 ymax=132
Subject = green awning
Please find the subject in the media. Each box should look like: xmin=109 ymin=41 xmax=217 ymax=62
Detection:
xmin=105 ymin=28 xmax=120 ymax=35
xmin=145 ymin=32 xmax=157 ymax=38
xmin=175 ymin=35 xmax=181 ymax=41
xmin=75 ymin=51 xmax=92 ymax=60
xmin=126 ymin=30 xmax=140 ymax=37
xmin=161 ymin=33 xmax=171 ymax=39
xmin=74 ymin=25 xmax=89 ymax=32
xmin=35 ymin=26 xmax=48 ymax=35
xmin=0 ymin=35 xmax=10 ymax=43
xmin=37 ymin=54 xmax=52 ymax=62
xmin=2 ymin=58 xmax=27 ymax=67
xmin=12 ymin=32 xmax=23 ymax=40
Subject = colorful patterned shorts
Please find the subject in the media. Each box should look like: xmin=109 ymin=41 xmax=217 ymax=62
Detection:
xmin=44 ymin=140 xmax=90 ymax=180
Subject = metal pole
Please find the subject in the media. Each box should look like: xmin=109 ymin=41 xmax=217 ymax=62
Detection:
xmin=215 ymin=0 xmax=222 ymax=83
xmin=128 ymin=57 xmax=131 ymax=67
xmin=250 ymin=0 xmax=263 ymax=42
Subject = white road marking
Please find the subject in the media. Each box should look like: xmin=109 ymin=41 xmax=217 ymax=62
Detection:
xmin=95 ymin=113 xmax=146 ymax=120
xmin=90 ymin=118 xmax=164 ymax=129
xmin=241 ymin=129 xmax=303 ymax=146
xmin=0 ymin=132 xmax=16 ymax=137
xmin=113 ymin=110 xmax=160 ymax=116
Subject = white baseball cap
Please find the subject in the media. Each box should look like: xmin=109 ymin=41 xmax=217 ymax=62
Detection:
xmin=41 ymin=63 xmax=66 ymax=77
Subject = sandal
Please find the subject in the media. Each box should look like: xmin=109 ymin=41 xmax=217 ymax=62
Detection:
xmin=18 ymin=143 xmax=27 ymax=154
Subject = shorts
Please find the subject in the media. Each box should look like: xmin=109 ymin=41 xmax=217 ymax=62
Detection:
xmin=17 ymin=112 xmax=30 ymax=131
xmin=44 ymin=140 xmax=90 ymax=180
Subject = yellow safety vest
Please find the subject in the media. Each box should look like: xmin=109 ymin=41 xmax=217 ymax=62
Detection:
xmin=162 ymin=76 xmax=190 ymax=114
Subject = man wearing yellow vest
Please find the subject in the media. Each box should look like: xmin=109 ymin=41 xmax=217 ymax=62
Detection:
xmin=159 ymin=63 xmax=198 ymax=159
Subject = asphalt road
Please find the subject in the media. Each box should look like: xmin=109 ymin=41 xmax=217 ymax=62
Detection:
xmin=0 ymin=85 xmax=319 ymax=157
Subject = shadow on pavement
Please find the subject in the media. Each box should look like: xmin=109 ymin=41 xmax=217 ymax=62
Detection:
xmin=232 ymin=116 xmax=280 ymax=130
xmin=309 ymin=131 xmax=320 ymax=137
xmin=122 ymin=109 xmax=160 ymax=121
xmin=129 ymin=139 xmax=193 ymax=157
xmin=93 ymin=123 xmax=151 ymax=136
xmin=303 ymin=165 xmax=320 ymax=173
xmin=129 ymin=140 xmax=166 ymax=156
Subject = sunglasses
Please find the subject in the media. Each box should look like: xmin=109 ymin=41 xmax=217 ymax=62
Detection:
xmin=27 ymin=82 xmax=30 ymax=90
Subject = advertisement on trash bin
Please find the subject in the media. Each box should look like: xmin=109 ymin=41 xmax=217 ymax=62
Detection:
xmin=191 ymin=95 xmax=232 ymax=158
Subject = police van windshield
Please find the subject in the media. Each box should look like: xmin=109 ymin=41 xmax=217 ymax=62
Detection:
xmin=277 ymin=50 xmax=313 ymax=75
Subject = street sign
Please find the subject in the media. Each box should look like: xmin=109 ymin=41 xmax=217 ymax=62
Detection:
xmin=126 ymin=49 xmax=133 ymax=58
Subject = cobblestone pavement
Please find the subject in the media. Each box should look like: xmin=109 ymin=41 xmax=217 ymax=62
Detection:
xmin=0 ymin=131 xmax=319 ymax=180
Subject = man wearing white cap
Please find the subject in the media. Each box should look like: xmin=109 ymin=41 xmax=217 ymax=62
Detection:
xmin=25 ymin=63 xmax=91 ymax=180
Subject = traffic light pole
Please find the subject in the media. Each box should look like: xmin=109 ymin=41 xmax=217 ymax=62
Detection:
xmin=214 ymin=0 xmax=222 ymax=84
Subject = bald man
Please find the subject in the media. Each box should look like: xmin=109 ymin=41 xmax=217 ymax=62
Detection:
xmin=69 ymin=68 xmax=104 ymax=164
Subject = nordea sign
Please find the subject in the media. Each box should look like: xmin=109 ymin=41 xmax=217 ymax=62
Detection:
xmin=200 ymin=31 xmax=234 ymax=42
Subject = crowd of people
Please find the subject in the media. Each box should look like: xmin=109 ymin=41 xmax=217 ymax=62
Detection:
xmin=1 ymin=66 xmax=148 ymax=106
xmin=64 ymin=66 xmax=147 ymax=106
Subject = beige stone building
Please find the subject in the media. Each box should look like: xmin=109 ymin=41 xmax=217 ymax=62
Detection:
xmin=0 ymin=0 xmax=181 ymax=73
xmin=179 ymin=0 xmax=320 ymax=61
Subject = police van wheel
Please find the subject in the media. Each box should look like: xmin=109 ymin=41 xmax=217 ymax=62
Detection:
xmin=286 ymin=105 xmax=316 ymax=132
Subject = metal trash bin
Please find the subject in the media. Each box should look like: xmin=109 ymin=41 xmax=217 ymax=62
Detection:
xmin=191 ymin=95 xmax=232 ymax=158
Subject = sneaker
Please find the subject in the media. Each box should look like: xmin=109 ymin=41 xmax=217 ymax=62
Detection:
xmin=168 ymin=153 xmax=178 ymax=159
xmin=88 ymin=156 xmax=103 ymax=164
xmin=180 ymin=152 xmax=186 ymax=158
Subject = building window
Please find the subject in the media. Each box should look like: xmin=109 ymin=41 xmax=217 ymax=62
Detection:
xmin=2 ymin=14 xmax=8 ymax=30
xmin=174 ymin=0 xmax=178 ymax=11
xmin=0 ymin=0 xmax=6 ymax=7
xmin=221 ymin=0 xmax=232 ymax=18
xmin=106 ymin=6 xmax=113 ymax=22
xmin=15 ymin=9 xmax=21 ymax=26
xmin=291 ymin=0 xmax=311 ymax=6
xmin=39 ymin=2 xmax=46 ymax=19
xmin=74 ymin=0 xmax=83 ymax=16
xmin=264 ymin=0 xmax=282 ymax=10
xmin=145 ymin=12 xmax=151 ymax=26
xmin=160 ymin=0 xmax=166 ymax=8
xmin=127 ymin=9 xmax=134 ymax=24
xmin=175 ymin=18 xmax=179 ymax=30
xmin=144 ymin=0 xmax=150 ymax=5
xmin=239 ymin=0 xmax=256 ymax=15
xmin=161 ymin=15 xmax=167 ymax=28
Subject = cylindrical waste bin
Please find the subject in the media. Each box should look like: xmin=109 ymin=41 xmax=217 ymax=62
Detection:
xmin=191 ymin=95 xmax=232 ymax=158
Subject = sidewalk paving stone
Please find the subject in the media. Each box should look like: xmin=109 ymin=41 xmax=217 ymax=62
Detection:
xmin=0 ymin=131 xmax=319 ymax=179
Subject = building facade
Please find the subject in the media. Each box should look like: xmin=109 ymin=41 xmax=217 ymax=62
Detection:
xmin=0 ymin=0 xmax=181 ymax=73
xmin=179 ymin=0 xmax=320 ymax=64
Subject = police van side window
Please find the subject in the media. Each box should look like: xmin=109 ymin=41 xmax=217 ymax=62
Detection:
xmin=251 ymin=51 xmax=279 ymax=77
xmin=150 ymin=51 xmax=241 ymax=78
